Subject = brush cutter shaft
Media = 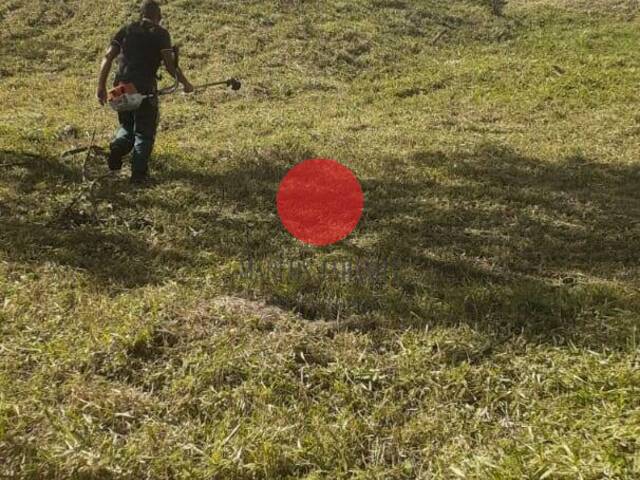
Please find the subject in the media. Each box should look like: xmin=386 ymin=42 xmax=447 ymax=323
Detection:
xmin=193 ymin=78 xmax=241 ymax=91
xmin=195 ymin=80 xmax=229 ymax=89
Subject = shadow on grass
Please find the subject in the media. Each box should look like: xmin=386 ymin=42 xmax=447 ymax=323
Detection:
xmin=352 ymin=144 xmax=640 ymax=345
xmin=0 ymin=219 xmax=187 ymax=288
xmin=367 ymin=144 xmax=640 ymax=278
xmin=1 ymin=145 xmax=639 ymax=347
xmin=145 ymin=144 xmax=639 ymax=349
xmin=0 ymin=150 xmax=189 ymax=289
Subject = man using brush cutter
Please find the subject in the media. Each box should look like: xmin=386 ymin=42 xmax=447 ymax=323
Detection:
xmin=96 ymin=0 xmax=194 ymax=184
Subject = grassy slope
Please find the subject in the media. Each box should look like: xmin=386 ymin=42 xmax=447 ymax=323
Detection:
xmin=1 ymin=0 xmax=640 ymax=478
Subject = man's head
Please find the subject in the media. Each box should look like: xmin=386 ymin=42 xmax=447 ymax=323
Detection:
xmin=140 ymin=0 xmax=162 ymax=24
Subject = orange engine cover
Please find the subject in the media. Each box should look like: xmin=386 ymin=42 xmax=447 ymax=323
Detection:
xmin=108 ymin=83 xmax=138 ymax=101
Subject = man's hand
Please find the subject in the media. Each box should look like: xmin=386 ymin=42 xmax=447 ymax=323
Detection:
xmin=183 ymin=81 xmax=194 ymax=94
xmin=97 ymin=85 xmax=107 ymax=105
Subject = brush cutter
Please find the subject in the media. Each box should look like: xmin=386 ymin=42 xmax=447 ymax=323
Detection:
xmin=107 ymin=46 xmax=241 ymax=112
xmin=67 ymin=76 xmax=242 ymax=155
xmin=107 ymin=77 xmax=241 ymax=112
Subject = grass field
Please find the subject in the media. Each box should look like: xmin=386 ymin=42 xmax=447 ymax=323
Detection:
xmin=1 ymin=0 xmax=640 ymax=478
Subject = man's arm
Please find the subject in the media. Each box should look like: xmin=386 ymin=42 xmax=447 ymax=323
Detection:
xmin=97 ymin=45 xmax=119 ymax=105
xmin=161 ymin=49 xmax=194 ymax=93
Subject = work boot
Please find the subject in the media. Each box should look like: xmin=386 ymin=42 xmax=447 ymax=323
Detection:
xmin=107 ymin=150 xmax=123 ymax=171
xmin=130 ymin=171 xmax=151 ymax=186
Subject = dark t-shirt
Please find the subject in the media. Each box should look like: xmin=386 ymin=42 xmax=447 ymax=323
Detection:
xmin=111 ymin=20 xmax=172 ymax=93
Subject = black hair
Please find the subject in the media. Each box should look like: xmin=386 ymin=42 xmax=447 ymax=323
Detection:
xmin=140 ymin=0 xmax=161 ymax=19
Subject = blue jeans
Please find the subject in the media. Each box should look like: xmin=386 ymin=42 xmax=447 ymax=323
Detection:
xmin=109 ymin=97 xmax=159 ymax=176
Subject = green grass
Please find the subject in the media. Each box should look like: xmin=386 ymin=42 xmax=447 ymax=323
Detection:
xmin=1 ymin=0 xmax=640 ymax=478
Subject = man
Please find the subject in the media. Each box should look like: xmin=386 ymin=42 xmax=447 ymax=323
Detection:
xmin=96 ymin=0 xmax=193 ymax=184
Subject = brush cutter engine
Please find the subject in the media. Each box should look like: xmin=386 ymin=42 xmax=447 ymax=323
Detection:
xmin=107 ymin=83 xmax=148 ymax=112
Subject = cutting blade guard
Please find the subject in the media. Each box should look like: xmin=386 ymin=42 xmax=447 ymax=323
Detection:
xmin=227 ymin=78 xmax=241 ymax=90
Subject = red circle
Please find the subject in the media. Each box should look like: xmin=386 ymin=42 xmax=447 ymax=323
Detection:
xmin=277 ymin=159 xmax=364 ymax=246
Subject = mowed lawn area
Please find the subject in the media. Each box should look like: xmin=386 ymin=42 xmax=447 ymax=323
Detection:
xmin=1 ymin=0 xmax=639 ymax=478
